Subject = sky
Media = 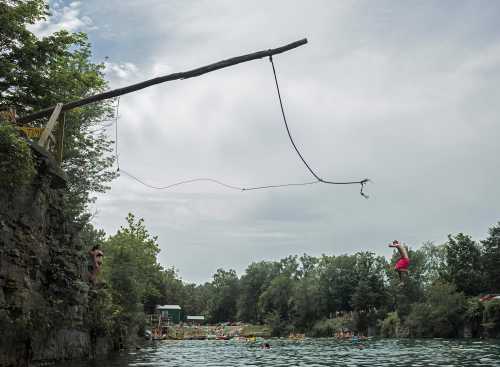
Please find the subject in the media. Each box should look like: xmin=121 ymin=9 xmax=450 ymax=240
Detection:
xmin=30 ymin=0 xmax=500 ymax=283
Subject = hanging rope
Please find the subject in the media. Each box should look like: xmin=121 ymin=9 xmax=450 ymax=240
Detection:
xmin=119 ymin=168 xmax=319 ymax=191
xmin=113 ymin=97 xmax=318 ymax=191
xmin=268 ymin=55 xmax=369 ymax=198
xmin=112 ymin=56 xmax=370 ymax=198
xmin=114 ymin=96 xmax=121 ymax=171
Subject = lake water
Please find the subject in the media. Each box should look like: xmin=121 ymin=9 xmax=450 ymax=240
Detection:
xmin=56 ymin=338 xmax=500 ymax=367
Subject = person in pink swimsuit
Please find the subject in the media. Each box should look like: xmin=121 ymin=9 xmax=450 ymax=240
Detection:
xmin=389 ymin=240 xmax=410 ymax=284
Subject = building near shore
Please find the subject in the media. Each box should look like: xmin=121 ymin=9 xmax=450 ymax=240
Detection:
xmin=186 ymin=315 xmax=205 ymax=325
xmin=156 ymin=305 xmax=182 ymax=324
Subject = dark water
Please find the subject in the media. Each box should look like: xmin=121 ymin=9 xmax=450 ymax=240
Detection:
xmin=56 ymin=338 xmax=500 ymax=367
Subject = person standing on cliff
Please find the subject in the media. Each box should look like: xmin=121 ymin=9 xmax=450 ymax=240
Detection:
xmin=389 ymin=240 xmax=410 ymax=285
xmin=88 ymin=245 xmax=104 ymax=284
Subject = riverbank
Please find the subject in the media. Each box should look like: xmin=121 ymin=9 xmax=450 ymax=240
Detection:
xmin=150 ymin=324 xmax=272 ymax=340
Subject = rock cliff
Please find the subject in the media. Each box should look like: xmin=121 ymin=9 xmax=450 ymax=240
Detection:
xmin=0 ymin=143 xmax=108 ymax=366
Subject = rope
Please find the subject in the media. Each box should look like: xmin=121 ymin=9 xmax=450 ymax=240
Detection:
xmin=120 ymin=169 xmax=243 ymax=190
xmin=268 ymin=55 xmax=369 ymax=198
xmin=112 ymin=56 xmax=369 ymax=198
xmin=114 ymin=97 xmax=120 ymax=171
xmin=120 ymin=168 xmax=319 ymax=192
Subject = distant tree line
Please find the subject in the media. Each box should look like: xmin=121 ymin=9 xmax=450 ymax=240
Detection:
xmin=89 ymin=215 xmax=500 ymax=343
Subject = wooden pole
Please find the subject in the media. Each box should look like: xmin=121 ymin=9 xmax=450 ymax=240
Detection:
xmin=38 ymin=103 xmax=63 ymax=148
xmin=55 ymin=113 xmax=65 ymax=163
xmin=17 ymin=38 xmax=308 ymax=124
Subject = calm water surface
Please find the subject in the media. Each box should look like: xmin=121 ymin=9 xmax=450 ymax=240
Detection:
xmin=57 ymin=338 xmax=500 ymax=367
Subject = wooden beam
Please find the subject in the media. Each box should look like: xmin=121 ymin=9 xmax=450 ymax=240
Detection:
xmin=17 ymin=39 xmax=308 ymax=124
xmin=38 ymin=103 xmax=63 ymax=148
xmin=55 ymin=115 xmax=65 ymax=163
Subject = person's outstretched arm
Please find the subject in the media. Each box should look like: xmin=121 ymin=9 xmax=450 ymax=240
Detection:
xmin=388 ymin=240 xmax=408 ymax=258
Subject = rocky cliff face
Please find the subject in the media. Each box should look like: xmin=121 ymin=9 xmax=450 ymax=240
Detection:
xmin=0 ymin=144 xmax=108 ymax=367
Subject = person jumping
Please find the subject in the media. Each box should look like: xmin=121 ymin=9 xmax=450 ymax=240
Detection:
xmin=389 ymin=240 xmax=410 ymax=285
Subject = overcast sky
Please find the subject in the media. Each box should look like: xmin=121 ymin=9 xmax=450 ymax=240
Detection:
xmin=32 ymin=0 xmax=500 ymax=283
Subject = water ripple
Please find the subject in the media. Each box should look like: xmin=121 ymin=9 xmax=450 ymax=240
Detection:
xmin=56 ymin=338 xmax=500 ymax=367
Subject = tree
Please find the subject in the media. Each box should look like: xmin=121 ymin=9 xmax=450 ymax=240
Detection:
xmin=259 ymin=274 xmax=294 ymax=336
xmin=483 ymin=300 xmax=500 ymax=337
xmin=143 ymin=267 xmax=184 ymax=314
xmin=1 ymin=1 xmax=48 ymax=101
xmin=237 ymin=261 xmax=279 ymax=323
xmin=418 ymin=241 xmax=447 ymax=285
xmin=1 ymin=0 xmax=116 ymax=224
xmin=351 ymin=252 xmax=387 ymax=311
xmin=290 ymin=273 xmax=321 ymax=331
xmin=259 ymin=274 xmax=294 ymax=320
xmin=481 ymin=222 xmax=500 ymax=292
xmin=446 ymin=233 xmax=484 ymax=296
xmin=181 ymin=283 xmax=210 ymax=317
xmin=102 ymin=214 xmax=163 ymax=320
xmin=297 ymin=253 xmax=318 ymax=278
xmin=206 ymin=268 xmax=239 ymax=323
xmin=406 ymin=281 xmax=466 ymax=338
xmin=317 ymin=255 xmax=358 ymax=315
xmin=279 ymin=255 xmax=299 ymax=279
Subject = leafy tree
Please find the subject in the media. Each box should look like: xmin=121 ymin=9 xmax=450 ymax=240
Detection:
xmin=143 ymin=267 xmax=184 ymax=314
xmin=406 ymin=282 xmax=466 ymax=338
xmin=445 ymin=233 xmax=484 ymax=296
xmin=207 ymin=268 xmax=239 ymax=323
xmin=290 ymin=273 xmax=321 ymax=331
xmin=181 ymin=283 xmax=210 ymax=317
xmin=404 ymin=303 xmax=432 ymax=337
xmin=259 ymin=274 xmax=294 ymax=324
xmin=317 ymin=255 xmax=358 ymax=315
xmin=279 ymin=255 xmax=299 ymax=279
xmin=1 ymin=1 xmax=48 ymax=100
xmin=297 ymin=253 xmax=318 ymax=278
xmin=101 ymin=213 xmax=163 ymax=337
xmin=483 ymin=300 xmax=500 ymax=337
xmin=1 ymin=0 xmax=116 ymax=223
xmin=481 ymin=222 xmax=500 ymax=292
xmin=237 ymin=261 xmax=279 ymax=323
xmin=351 ymin=252 xmax=387 ymax=311
xmin=464 ymin=297 xmax=484 ymax=337
xmin=418 ymin=241 xmax=447 ymax=285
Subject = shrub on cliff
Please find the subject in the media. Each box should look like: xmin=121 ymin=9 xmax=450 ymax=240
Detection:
xmin=0 ymin=123 xmax=36 ymax=188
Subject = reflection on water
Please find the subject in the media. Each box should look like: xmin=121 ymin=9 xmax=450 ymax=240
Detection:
xmin=55 ymin=338 xmax=500 ymax=367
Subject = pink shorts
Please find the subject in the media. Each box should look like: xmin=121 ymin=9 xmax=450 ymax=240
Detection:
xmin=395 ymin=258 xmax=410 ymax=271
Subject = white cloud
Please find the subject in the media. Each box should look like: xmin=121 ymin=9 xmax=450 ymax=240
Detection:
xmin=103 ymin=61 xmax=174 ymax=88
xmin=78 ymin=0 xmax=500 ymax=283
xmin=104 ymin=62 xmax=139 ymax=85
xmin=28 ymin=1 xmax=96 ymax=38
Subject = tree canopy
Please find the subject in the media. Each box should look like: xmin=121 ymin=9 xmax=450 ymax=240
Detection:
xmin=1 ymin=0 xmax=116 ymax=223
